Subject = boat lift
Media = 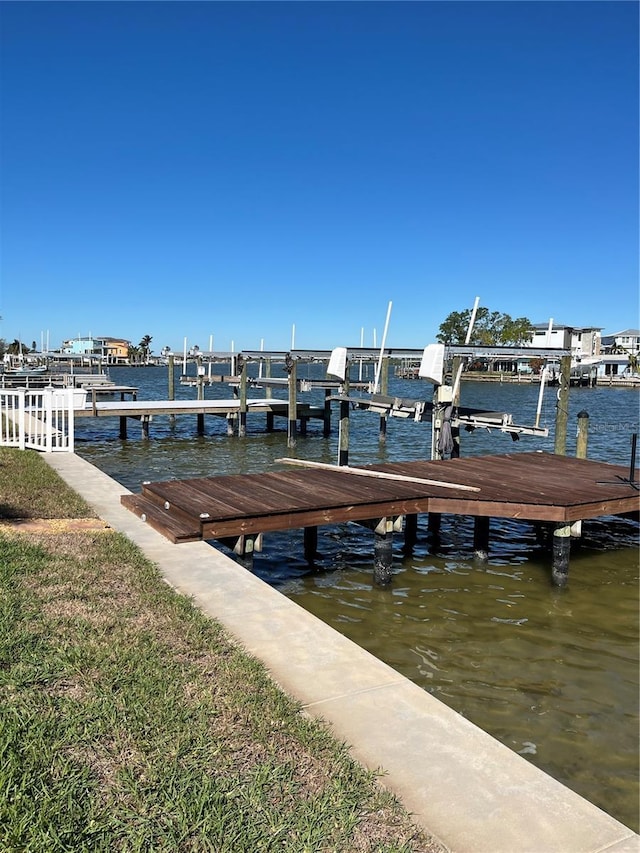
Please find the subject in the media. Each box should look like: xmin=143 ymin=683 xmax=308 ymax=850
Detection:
xmin=338 ymin=392 xmax=550 ymax=437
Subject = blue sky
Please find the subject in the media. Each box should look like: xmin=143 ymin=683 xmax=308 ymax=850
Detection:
xmin=1 ymin=1 xmax=638 ymax=354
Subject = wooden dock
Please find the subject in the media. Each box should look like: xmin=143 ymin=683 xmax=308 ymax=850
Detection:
xmin=74 ymin=397 xmax=327 ymax=438
xmin=121 ymin=452 xmax=639 ymax=586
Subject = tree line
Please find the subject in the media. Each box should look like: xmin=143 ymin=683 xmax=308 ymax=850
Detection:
xmin=436 ymin=308 xmax=533 ymax=346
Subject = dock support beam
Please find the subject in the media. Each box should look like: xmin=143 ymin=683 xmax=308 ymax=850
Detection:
xmin=427 ymin=512 xmax=441 ymax=552
xmin=576 ymin=410 xmax=589 ymax=459
xmin=286 ymin=354 xmax=297 ymax=448
xmin=338 ymin=375 xmax=350 ymax=466
xmin=403 ymin=513 xmax=418 ymax=554
xmin=554 ymin=355 xmax=571 ymax=455
xmin=378 ymin=357 xmax=389 ymax=444
xmin=374 ymin=528 xmax=393 ymax=585
xmin=323 ymin=389 xmax=332 ymax=438
xmin=572 ymin=411 xmax=590 ymax=537
xmin=168 ymin=354 xmax=176 ymax=427
xmin=119 ymin=416 xmax=127 ymax=440
xmin=238 ymin=357 xmax=247 ymax=438
xmin=473 ymin=516 xmax=490 ymax=561
xmin=552 ymin=523 xmax=571 ymax=586
xmin=225 ymin=533 xmax=262 ymax=571
xmin=303 ymin=526 xmax=318 ymax=563
xmin=372 ymin=516 xmax=401 ymax=585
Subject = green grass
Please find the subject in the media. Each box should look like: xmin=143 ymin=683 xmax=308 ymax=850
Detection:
xmin=0 ymin=449 xmax=441 ymax=852
xmin=0 ymin=447 xmax=93 ymax=518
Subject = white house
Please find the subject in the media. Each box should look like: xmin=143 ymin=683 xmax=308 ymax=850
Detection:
xmin=528 ymin=323 xmax=602 ymax=359
xmin=600 ymin=329 xmax=640 ymax=355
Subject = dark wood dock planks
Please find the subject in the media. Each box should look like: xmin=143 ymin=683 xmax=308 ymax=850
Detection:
xmin=121 ymin=452 xmax=640 ymax=544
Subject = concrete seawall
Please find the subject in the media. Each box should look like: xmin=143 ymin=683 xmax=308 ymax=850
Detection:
xmin=45 ymin=452 xmax=639 ymax=853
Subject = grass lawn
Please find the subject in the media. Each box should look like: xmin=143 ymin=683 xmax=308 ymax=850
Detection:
xmin=0 ymin=448 xmax=444 ymax=852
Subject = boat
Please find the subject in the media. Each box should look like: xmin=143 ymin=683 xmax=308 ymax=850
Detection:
xmin=4 ymin=364 xmax=49 ymax=376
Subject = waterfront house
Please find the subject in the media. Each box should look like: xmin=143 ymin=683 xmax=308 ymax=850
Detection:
xmin=62 ymin=336 xmax=131 ymax=365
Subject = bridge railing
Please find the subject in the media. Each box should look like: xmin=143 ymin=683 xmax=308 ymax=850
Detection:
xmin=0 ymin=387 xmax=77 ymax=452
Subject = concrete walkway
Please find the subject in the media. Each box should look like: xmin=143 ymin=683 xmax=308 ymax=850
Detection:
xmin=45 ymin=453 xmax=639 ymax=853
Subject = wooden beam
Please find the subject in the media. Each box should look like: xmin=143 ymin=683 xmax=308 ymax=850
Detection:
xmin=276 ymin=457 xmax=480 ymax=492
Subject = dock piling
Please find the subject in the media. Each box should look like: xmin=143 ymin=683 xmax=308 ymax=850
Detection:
xmin=378 ymin=357 xmax=389 ymax=443
xmin=374 ymin=527 xmax=393 ymax=585
xmin=303 ymin=526 xmax=318 ymax=563
xmin=286 ymin=354 xmax=297 ymax=448
xmin=338 ymin=375 xmax=350 ymax=466
xmin=239 ymin=357 xmax=247 ymax=437
xmin=554 ymin=355 xmax=572 ymax=455
xmin=576 ymin=410 xmax=589 ymax=459
xmin=403 ymin=513 xmax=418 ymax=554
xmin=473 ymin=516 xmax=490 ymax=561
xmin=552 ymin=523 xmax=571 ymax=586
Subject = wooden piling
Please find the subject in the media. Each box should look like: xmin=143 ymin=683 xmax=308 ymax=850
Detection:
xmin=168 ymin=354 xmax=175 ymax=401
xmin=576 ymin=410 xmax=589 ymax=459
xmin=286 ymin=355 xmax=297 ymax=448
xmin=572 ymin=411 xmax=590 ymax=537
xmin=264 ymin=358 xmax=271 ymax=398
xmin=379 ymin=356 xmax=389 ymax=443
xmin=338 ymin=374 xmax=350 ymax=466
xmin=196 ymin=357 xmax=204 ymax=401
xmin=229 ymin=533 xmax=262 ymax=571
xmin=552 ymin=523 xmax=571 ymax=586
xmin=168 ymin=353 xmax=176 ymax=427
xmin=554 ymin=354 xmax=571 ymax=455
xmin=239 ymin=357 xmax=247 ymax=438
xmin=374 ymin=525 xmax=393 ymax=585
xmin=403 ymin=513 xmax=418 ymax=554
xmin=323 ymin=389 xmax=332 ymax=438
xmin=427 ymin=513 xmax=441 ymax=536
xmin=473 ymin=516 xmax=490 ymax=561
xmin=451 ymin=356 xmax=462 ymax=458
xmin=304 ymin=526 xmax=318 ymax=563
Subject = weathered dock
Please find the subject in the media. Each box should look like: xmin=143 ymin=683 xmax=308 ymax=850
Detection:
xmin=121 ymin=451 xmax=639 ymax=586
xmin=74 ymin=397 xmax=327 ymax=438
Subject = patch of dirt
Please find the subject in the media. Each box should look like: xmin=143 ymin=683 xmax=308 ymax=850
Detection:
xmin=0 ymin=517 xmax=111 ymax=534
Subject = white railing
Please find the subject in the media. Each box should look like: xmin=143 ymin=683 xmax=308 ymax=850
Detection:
xmin=0 ymin=387 xmax=82 ymax=452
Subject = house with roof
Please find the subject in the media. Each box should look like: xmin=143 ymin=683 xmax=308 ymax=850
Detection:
xmin=529 ymin=323 xmax=602 ymax=359
xmin=600 ymin=329 xmax=640 ymax=355
xmin=523 ymin=323 xmax=602 ymax=385
xmin=61 ymin=336 xmax=131 ymax=364
xmin=597 ymin=329 xmax=639 ymax=381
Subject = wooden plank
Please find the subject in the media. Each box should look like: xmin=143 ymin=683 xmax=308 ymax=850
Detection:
xmin=200 ymin=495 xmax=434 ymax=538
xmin=277 ymin=457 xmax=481 ymax=492
xmin=120 ymin=494 xmax=201 ymax=543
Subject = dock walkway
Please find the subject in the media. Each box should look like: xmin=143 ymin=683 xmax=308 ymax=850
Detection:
xmin=122 ymin=452 xmax=639 ymax=583
xmin=75 ymin=397 xmax=327 ymax=438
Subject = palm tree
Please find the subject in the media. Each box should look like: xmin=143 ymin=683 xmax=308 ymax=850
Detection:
xmin=127 ymin=344 xmax=141 ymax=364
xmin=611 ymin=344 xmax=639 ymax=376
xmin=7 ymin=339 xmax=29 ymax=355
xmin=139 ymin=335 xmax=153 ymax=364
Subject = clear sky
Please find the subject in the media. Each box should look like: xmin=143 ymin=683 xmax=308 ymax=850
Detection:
xmin=1 ymin=1 xmax=638 ymax=355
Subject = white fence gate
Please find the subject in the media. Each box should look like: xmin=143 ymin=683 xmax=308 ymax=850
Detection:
xmin=0 ymin=388 xmax=78 ymax=452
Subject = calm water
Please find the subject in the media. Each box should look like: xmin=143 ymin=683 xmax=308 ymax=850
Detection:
xmin=75 ymin=364 xmax=639 ymax=831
